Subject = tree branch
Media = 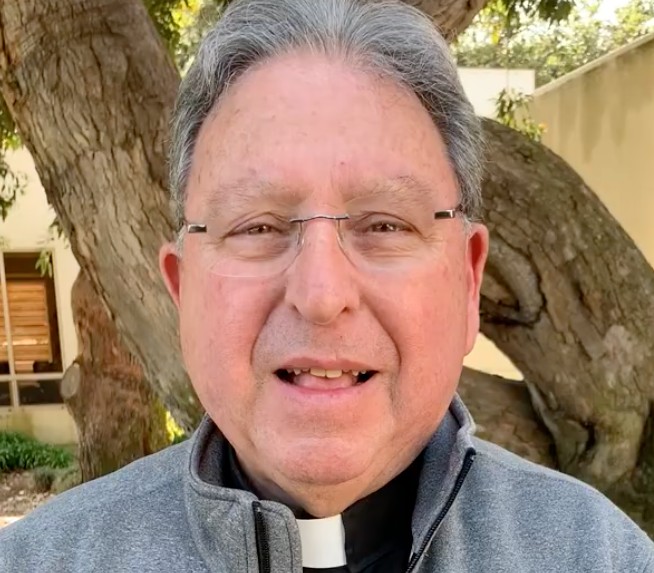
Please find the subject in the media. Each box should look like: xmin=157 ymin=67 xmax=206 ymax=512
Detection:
xmin=459 ymin=367 xmax=555 ymax=467
xmin=479 ymin=118 xmax=654 ymax=488
xmin=407 ymin=0 xmax=491 ymax=39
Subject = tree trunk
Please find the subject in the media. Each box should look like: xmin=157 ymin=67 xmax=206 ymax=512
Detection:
xmin=459 ymin=367 xmax=555 ymax=468
xmin=2 ymin=0 xmax=654 ymax=528
xmin=0 ymin=0 xmax=201 ymax=432
xmin=479 ymin=119 xmax=654 ymax=531
xmin=61 ymin=271 xmax=168 ymax=482
xmin=481 ymin=119 xmax=654 ymax=484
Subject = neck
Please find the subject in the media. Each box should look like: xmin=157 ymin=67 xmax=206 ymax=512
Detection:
xmin=233 ymin=450 xmax=421 ymax=518
xmin=241 ymin=463 xmax=370 ymax=517
xmin=223 ymin=440 xmax=424 ymax=569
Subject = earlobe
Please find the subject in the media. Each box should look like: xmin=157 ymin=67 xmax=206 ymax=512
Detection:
xmin=160 ymin=242 xmax=182 ymax=308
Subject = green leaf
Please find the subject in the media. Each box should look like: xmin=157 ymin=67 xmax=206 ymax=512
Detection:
xmin=0 ymin=432 xmax=74 ymax=473
xmin=454 ymin=0 xmax=654 ymax=87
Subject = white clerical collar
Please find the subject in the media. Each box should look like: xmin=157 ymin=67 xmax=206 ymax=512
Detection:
xmin=296 ymin=514 xmax=347 ymax=568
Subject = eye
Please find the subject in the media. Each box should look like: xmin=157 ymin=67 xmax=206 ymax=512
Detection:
xmin=359 ymin=214 xmax=413 ymax=233
xmin=227 ymin=216 xmax=293 ymax=238
xmin=243 ymin=223 xmax=277 ymax=235
xmin=368 ymin=221 xmax=406 ymax=233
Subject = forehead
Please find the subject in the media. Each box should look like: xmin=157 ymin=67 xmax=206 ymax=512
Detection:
xmin=200 ymin=175 xmax=442 ymax=217
xmin=186 ymin=52 xmax=458 ymax=211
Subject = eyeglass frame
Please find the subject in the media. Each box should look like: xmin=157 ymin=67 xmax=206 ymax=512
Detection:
xmin=184 ymin=205 xmax=465 ymax=235
xmin=179 ymin=204 xmax=466 ymax=278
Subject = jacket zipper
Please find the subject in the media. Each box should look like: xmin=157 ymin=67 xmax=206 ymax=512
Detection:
xmin=405 ymin=447 xmax=476 ymax=573
xmin=252 ymin=501 xmax=271 ymax=573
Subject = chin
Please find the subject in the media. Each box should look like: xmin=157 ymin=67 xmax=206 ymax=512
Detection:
xmin=272 ymin=435 xmax=377 ymax=488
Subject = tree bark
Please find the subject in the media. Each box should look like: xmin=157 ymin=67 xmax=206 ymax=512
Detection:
xmin=410 ymin=0 xmax=490 ymax=39
xmin=0 ymin=0 xmax=201 ymax=432
xmin=459 ymin=367 xmax=555 ymax=468
xmin=61 ymin=271 xmax=169 ymax=482
xmin=480 ymin=119 xmax=654 ymax=496
xmin=2 ymin=0 xmax=654 ymax=528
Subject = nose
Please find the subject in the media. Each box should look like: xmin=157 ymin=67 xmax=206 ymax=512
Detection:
xmin=284 ymin=219 xmax=360 ymax=325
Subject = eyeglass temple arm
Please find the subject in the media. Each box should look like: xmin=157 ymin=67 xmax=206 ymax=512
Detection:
xmin=434 ymin=205 xmax=463 ymax=220
xmin=187 ymin=223 xmax=207 ymax=233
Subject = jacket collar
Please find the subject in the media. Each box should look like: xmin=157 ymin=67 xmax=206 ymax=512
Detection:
xmin=183 ymin=394 xmax=476 ymax=572
xmin=410 ymin=396 xmax=476 ymax=559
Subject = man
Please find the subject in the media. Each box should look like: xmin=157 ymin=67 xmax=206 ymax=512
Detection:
xmin=1 ymin=0 xmax=652 ymax=571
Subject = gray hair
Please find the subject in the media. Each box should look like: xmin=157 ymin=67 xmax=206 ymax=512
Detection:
xmin=169 ymin=0 xmax=483 ymax=234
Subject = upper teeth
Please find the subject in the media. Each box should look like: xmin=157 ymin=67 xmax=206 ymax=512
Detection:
xmin=286 ymin=368 xmax=367 ymax=378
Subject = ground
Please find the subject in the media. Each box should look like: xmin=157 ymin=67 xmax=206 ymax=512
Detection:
xmin=0 ymin=471 xmax=53 ymax=528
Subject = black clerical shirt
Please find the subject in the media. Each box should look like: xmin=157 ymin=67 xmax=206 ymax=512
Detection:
xmin=224 ymin=445 xmax=422 ymax=573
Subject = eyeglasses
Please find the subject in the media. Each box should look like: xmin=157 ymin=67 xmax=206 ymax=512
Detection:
xmin=183 ymin=205 xmax=464 ymax=278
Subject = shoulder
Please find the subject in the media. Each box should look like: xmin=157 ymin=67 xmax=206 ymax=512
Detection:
xmin=16 ymin=438 xmax=190 ymax=525
xmin=466 ymin=437 xmax=654 ymax=568
xmin=0 ymin=440 xmax=191 ymax=564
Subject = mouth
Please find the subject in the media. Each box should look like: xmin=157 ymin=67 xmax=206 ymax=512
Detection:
xmin=274 ymin=367 xmax=377 ymax=388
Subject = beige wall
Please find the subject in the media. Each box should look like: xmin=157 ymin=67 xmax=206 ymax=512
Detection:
xmin=459 ymin=68 xmax=536 ymax=118
xmin=531 ymin=32 xmax=654 ymax=267
xmin=0 ymin=148 xmax=79 ymax=444
xmin=0 ymin=406 xmax=78 ymax=445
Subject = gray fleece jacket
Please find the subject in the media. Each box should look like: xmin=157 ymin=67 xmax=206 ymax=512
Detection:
xmin=1 ymin=396 xmax=652 ymax=572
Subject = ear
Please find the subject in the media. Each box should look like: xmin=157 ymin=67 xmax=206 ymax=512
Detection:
xmin=464 ymin=223 xmax=489 ymax=354
xmin=159 ymin=242 xmax=182 ymax=309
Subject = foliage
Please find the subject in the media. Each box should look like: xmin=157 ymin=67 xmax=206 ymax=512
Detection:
xmin=32 ymin=466 xmax=57 ymax=492
xmin=5 ymin=0 xmax=648 ymax=219
xmin=144 ymin=0 xmax=191 ymax=56
xmin=454 ymin=0 xmax=654 ymax=86
xmin=35 ymin=250 xmax=54 ymax=278
xmin=166 ymin=410 xmax=188 ymax=444
xmin=51 ymin=465 xmax=82 ymax=494
xmin=0 ymin=157 xmax=23 ymax=221
xmin=48 ymin=217 xmax=65 ymax=239
xmin=0 ymin=95 xmax=24 ymax=221
xmin=143 ymin=0 xmax=229 ymax=71
xmin=0 ymin=432 xmax=74 ymax=473
xmin=0 ymin=96 xmax=18 ymax=150
xmin=35 ymin=220 xmax=67 ymax=278
xmin=32 ymin=465 xmax=81 ymax=494
xmin=495 ymin=88 xmax=547 ymax=141
xmin=173 ymin=0 xmax=228 ymax=71
xmin=491 ymin=0 xmax=575 ymax=32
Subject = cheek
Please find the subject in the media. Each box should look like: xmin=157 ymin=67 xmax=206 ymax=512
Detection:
xmin=177 ymin=269 xmax=272 ymax=409
xmin=414 ymin=261 xmax=469 ymax=366
xmin=378 ymin=258 xmax=468 ymax=351
xmin=372 ymin=259 xmax=468 ymax=409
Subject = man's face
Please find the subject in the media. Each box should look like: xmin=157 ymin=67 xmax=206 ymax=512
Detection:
xmin=161 ymin=53 xmax=488 ymax=510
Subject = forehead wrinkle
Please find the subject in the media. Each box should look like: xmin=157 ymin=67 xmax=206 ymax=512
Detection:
xmin=347 ymin=175 xmax=440 ymax=209
xmin=202 ymin=178 xmax=307 ymax=215
xmin=198 ymin=174 xmax=444 ymax=218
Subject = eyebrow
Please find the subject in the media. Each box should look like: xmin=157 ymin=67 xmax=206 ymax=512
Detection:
xmin=202 ymin=179 xmax=305 ymax=215
xmin=357 ymin=175 xmax=438 ymax=209
xmin=200 ymin=174 xmax=440 ymax=215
